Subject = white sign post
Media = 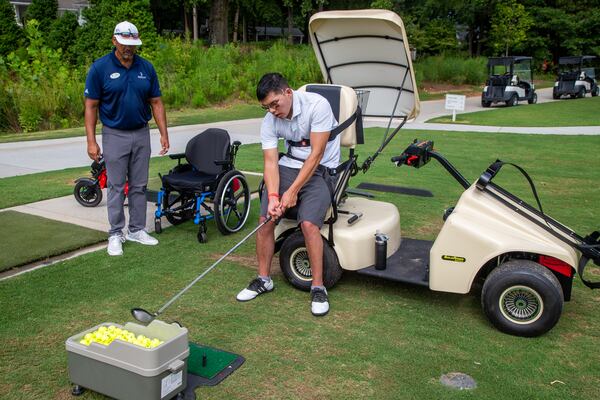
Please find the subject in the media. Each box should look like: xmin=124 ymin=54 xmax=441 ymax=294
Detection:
xmin=445 ymin=94 xmax=466 ymax=122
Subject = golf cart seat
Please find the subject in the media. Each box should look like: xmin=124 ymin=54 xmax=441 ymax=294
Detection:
xmin=154 ymin=128 xmax=251 ymax=243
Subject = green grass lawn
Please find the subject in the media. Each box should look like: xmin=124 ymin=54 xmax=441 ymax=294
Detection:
xmin=428 ymin=96 xmax=600 ymax=126
xmin=0 ymin=211 xmax=106 ymax=272
xmin=0 ymin=129 xmax=599 ymax=399
xmin=0 ymin=103 xmax=264 ymax=144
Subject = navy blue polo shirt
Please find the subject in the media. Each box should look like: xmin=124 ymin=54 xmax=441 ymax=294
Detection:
xmin=84 ymin=51 xmax=161 ymax=130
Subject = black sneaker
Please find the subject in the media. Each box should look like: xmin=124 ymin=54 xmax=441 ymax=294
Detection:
xmin=311 ymin=288 xmax=329 ymax=316
xmin=236 ymin=278 xmax=274 ymax=302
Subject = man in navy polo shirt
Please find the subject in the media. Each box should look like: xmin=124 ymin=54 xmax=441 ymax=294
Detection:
xmin=84 ymin=21 xmax=170 ymax=256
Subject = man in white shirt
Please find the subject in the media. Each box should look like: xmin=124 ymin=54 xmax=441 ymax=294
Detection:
xmin=236 ymin=73 xmax=339 ymax=316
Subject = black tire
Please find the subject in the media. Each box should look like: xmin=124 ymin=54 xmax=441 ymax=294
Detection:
xmin=577 ymin=86 xmax=585 ymax=98
xmin=527 ymin=92 xmax=538 ymax=104
xmin=592 ymin=85 xmax=599 ymax=97
xmin=481 ymin=98 xmax=491 ymax=108
xmin=505 ymin=94 xmax=518 ymax=107
xmin=214 ymin=170 xmax=251 ymax=235
xmin=154 ymin=218 xmax=162 ymax=234
xmin=552 ymin=90 xmax=560 ymax=100
xmin=164 ymin=192 xmax=195 ymax=226
xmin=481 ymin=260 xmax=563 ymax=337
xmin=279 ymin=231 xmax=343 ymax=291
xmin=74 ymin=180 xmax=102 ymax=207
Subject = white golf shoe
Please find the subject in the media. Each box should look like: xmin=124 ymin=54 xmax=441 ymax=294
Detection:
xmin=126 ymin=230 xmax=158 ymax=245
xmin=236 ymin=278 xmax=274 ymax=301
xmin=107 ymin=235 xmax=125 ymax=256
xmin=311 ymin=287 xmax=329 ymax=316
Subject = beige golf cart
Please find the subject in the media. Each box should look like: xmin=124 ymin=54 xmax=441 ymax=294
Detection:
xmin=270 ymin=10 xmax=600 ymax=337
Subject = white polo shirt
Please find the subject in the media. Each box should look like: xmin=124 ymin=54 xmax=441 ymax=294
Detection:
xmin=260 ymin=90 xmax=339 ymax=169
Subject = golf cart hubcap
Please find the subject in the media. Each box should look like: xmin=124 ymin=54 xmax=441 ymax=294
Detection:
xmin=499 ymin=285 xmax=543 ymax=324
xmin=290 ymin=247 xmax=312 ymax=281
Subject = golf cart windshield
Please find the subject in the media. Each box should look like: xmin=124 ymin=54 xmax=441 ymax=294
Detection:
xmin=559 ymin=56 xmax=598 ymax=79
xmin=309 ymin=9 xmax=419 ymax=120
xmin=513 ymin=59 xmax=533 ymax=84
xmin=487 ymin=57 xmax=532 ymax=83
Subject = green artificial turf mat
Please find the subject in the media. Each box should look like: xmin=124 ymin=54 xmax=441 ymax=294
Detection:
xmin=188 ymin=342 xmax=241 ymax=379
xmin=0 ymin=210 xmax=106 ymax=272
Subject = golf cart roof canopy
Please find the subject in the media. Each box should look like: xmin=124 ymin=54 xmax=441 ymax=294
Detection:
xmin=559 ymin=55 xmax=597 ymax=65
xmin=487 ymin=56 xmax=532 ymax=67
xmin=309 ymin=9 xmax=419 ymax=120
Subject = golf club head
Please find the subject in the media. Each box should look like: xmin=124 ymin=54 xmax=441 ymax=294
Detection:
xmin=131 ymin=308 xmax=156 ymax=325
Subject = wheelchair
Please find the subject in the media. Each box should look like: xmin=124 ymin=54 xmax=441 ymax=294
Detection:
xmin=154 ymin=128 xmax=251 ymax=243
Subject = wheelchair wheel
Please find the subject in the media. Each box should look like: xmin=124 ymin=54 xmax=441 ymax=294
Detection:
xmin=214 ymin=170 xmax=251 ymax=235
xmin=164 ymin=192 xmax=195 ymax=226
xmin=74 ymin=180 xmax=102 ymax=207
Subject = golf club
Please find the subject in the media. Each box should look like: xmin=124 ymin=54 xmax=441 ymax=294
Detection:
xmin=132 ymin=215 xmax=274 ymax=324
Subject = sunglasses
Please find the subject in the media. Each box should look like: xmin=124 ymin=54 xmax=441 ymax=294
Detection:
xmin=116 ymin=32 xmax=140 ymax=39
xmin=261 ymin=98 xmax=280 ymax=111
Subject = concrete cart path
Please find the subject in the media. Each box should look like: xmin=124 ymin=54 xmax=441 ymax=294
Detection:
xmin=8 ymin=190 xmax=160 ymax=233
xmin=4 ymin=87 xmax=598 ymax=178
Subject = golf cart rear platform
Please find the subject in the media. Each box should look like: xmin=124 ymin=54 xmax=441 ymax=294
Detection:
xmin=356 ymin=238 xmax=431 ymax=287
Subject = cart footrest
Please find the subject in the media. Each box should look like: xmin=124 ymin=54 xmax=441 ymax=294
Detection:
xmin=356 ymin=238 xmax=431 ymax=286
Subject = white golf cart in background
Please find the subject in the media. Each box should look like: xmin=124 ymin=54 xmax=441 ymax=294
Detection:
xmin=269 ymin=10 xmax=599 ymax=337
xmin=481 ymin=56 xmax=538 ymax=107
xmin=553 ymin=55 xmax=599 ymax=99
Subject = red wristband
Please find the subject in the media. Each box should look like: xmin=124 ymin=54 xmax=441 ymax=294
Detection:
xmin=268 ymin=193 xmax=279 ymax=199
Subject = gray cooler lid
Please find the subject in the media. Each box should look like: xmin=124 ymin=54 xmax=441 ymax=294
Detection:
xmin=66 ymin=320 xmax=189 ymax=377
xmin=309 ymin=9 xmax=420 ymax=120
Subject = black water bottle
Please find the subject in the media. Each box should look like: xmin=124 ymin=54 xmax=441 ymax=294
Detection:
xmin=375 ymin=232 xmax=388 ymax=270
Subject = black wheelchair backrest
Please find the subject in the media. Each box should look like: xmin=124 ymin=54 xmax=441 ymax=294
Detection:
xmin=185 ymin=128 xmax=230 ymax=175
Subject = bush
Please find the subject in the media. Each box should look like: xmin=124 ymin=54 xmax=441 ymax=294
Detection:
xmin=2 ymin=20 xmax=84 ymax=133
xmin=414 ymin=54 xmax=487 ymax=86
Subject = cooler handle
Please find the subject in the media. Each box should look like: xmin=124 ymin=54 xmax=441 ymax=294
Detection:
xmin=168 ymin=359 xmax=185 ymax=373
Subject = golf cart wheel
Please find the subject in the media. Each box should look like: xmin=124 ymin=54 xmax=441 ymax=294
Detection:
xmin=165 ymin=193 xmax=195 ymax=226
xmin=74 ymin=180 xmax=102 ymax=207
xmin=528 ymin=92 xmax=538 ymax=104
xmin=481 ymin=98 xmax=491 ymax=108
xmin=214 ymin=170 xmax=251 ymax=235
xmin=577 ymin=87 xmax=586 ymax=98
xmin=154 ymin=218 xmax=162 ymax=234
xmin=552 ymin=90 xmax=560 ymax=100
xmin=506 ymin=94 xmax=518 ymax=107
xmin=279 ymin=231 xmax=342 ymax=291
xmin=481 ymin=260 xmax=563 ymax=337
xmin=592 ymin=86 xmax=599 ymax=97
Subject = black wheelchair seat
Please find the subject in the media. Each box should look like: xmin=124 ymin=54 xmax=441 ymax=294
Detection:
xmin=161 ymin=169 xmax=218 ymax=192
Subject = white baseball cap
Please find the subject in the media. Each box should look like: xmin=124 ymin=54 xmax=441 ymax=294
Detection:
xmin=113 ymin=21 xmax=142 ymax=46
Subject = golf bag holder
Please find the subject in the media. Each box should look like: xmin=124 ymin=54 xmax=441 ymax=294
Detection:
xmin=154 ymin=128 xmax=250 ymax=243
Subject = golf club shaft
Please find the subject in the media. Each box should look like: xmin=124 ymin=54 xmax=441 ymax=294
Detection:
xmin=156 ymin=216 xmax=273 ymax=316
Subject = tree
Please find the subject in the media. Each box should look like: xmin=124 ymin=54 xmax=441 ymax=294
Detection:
xmin=489 ymin=0 xmax=532 ymax=56
xmin=208 ymin=0 xmax=229 ymax=44
xmin=25 ymin=0 xmax=58 ymax=33
xmin=47 ymin=11 xmax=80 ymax=62
xmin=0 ymin=0 xmax=23 ymax=56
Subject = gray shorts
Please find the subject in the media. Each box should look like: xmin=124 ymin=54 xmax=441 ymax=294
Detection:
xmin=260 ymin=165 xmax=336 ymax=228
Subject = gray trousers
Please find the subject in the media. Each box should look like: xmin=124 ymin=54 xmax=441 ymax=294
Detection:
xmin=102 ymin=125 xmax=151 ymax=236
